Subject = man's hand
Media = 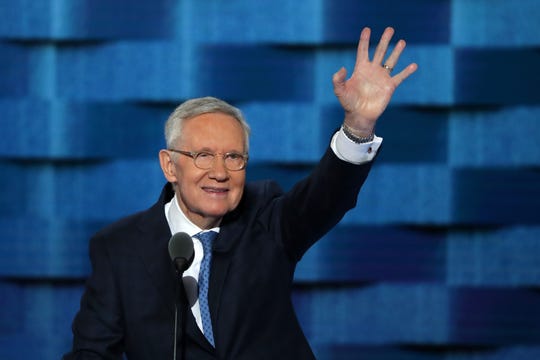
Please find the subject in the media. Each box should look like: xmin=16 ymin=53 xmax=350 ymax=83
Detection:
xmin=332 ymin=27 xmax=418 ymax=138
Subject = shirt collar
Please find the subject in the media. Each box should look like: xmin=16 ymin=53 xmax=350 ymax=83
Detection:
xmin=165 ymin=193 xmax=220 ymax=236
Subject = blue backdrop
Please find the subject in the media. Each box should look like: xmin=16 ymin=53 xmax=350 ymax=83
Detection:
xmin=1 ymin=0 xmax=539 ymax=359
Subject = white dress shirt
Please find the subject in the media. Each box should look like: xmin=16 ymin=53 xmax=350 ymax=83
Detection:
xmin=164 ymin=196 xmax=219 ymax=333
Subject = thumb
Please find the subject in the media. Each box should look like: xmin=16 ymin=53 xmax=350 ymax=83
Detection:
xmin=332 ymin=67 xmax=347 ymax=93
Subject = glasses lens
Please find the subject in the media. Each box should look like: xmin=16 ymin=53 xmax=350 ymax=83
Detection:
xmin=194 ymin=152 xmax=214 ymax=169
xmin=225 ymin=153 xmax=246 ymax=171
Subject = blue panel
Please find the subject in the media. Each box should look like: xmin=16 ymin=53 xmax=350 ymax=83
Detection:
xmin=377 ymin=107 xmax=448 ymax=163
xmin=0 ymin=44 xmax=29 ymax=96
xmin=293 ymin=284 xmax=449 ymax=344
xmin=61 ymin=0 xmax=177 ymax=39
xmin=198 ymin=45 xmax=314 ymax=101
xmin=453 ymin=169 xmax=540 ymax=225
xmin=0 ymin=281 xmax=84 ymax=360
xmin=447 ymin=227 xmax=540 ymax=286
xmin=296 ymin=226 xmax=446 ymax=282
xmin=0 ymin=0 xmax=177 ymax=40
xmin=392 ymin=45 xmax=454 ymax=105
xmin=0 ymin=100 xmax=167 ymax=159
xmin=0 ymin=162 xmax=25 ymax=216
xmin=0 ymin=281 xmax=23 ymax=332
xmin=342 ymin=165 xmax=452 ymax=225
xmin=0 ymin=333 xmax=72 ymax=360
xmin=0 ymin=0 xmax=54 ymax=38
xmin=323 ymin=0 xmax=450 ymax=44
xmin=53 ymin=162 xmax=161 ymax=218
xmin=450 ymin=289 xmax=540 ymax=345
xmin=455 ymin=49 xmax=540 ymax=105
xmin=0 ymin=44 xmax=60 ymax=98
xmin=0 ymin=217 xmax=95 ymax=277
xmin=452 ymin=0 xmax=540 ymax=46
xmin=56 ymin=42 xmax=195 ymax=100
xmin=245 ymin=102 xmax=326 ymax=162
xmin=182 ymin=0 xmax=323 ymax=43
xmin=0 ymin=160 xmax=163 ymax=220
xmin=449 ymin=106 xmax=540 ymax=167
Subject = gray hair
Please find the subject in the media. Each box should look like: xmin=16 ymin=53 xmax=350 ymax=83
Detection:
xmin=164 ymin=96 xmax=251 ymax=152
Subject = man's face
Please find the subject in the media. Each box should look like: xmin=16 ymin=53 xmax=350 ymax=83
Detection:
xmin=162 ymin=112 xmax=247 ymax=229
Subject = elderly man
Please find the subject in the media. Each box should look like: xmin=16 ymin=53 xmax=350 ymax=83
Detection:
xmin=65 ymin=27 xmax=417 ymax=359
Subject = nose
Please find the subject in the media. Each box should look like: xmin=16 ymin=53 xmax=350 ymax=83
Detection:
xmin=208 ymin=155 xmax=229 ymax=181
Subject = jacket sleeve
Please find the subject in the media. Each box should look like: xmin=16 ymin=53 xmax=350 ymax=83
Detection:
xmin=278 ymin=145 xmax=375 ymax=262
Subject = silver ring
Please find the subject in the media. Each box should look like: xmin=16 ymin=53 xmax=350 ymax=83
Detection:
xmin=382 ymin=64 xmax=393 ymax=72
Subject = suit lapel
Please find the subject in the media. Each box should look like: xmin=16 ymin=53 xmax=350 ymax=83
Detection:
xmin=131 ymin=184 xmax=179 ymax=315
xmin=208 ymin=209 xmax=246 ymax=343
xmin=135 ymin=198 xmax=177 ymax=313
xmin=208 ymin=237 xmax=231 ymax=326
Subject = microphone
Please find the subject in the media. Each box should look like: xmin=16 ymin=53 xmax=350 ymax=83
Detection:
xmin=168 ymin=232 xmax=195 ymax=274
xmin=168 ymin=232 xmax=194 ymax=360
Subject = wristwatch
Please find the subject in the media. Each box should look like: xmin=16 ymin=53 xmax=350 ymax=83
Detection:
xmin=341 ymin=124 xmax=374 ymax=144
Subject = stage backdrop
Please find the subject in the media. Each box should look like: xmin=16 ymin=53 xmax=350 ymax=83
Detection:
xmin=0 ymin=1 xmax=539 ymax=359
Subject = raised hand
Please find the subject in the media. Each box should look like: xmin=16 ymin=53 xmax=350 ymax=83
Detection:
xmin=332 ymin=27 xmax=418 ymax=138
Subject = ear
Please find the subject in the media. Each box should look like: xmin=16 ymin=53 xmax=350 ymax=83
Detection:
xmin=159 ymin=149 xmax=178 ymax=183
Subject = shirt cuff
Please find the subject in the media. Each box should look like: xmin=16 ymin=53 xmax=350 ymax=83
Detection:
xmin=330 ymin=128 xmax=383 ymax=164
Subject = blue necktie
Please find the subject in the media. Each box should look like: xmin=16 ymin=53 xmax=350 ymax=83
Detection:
xmin=194 ymin=231 xmax=217 ymax=346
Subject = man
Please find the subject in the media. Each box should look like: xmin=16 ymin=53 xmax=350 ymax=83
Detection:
xmin=65 ymin=27 xmax=417 ymax=359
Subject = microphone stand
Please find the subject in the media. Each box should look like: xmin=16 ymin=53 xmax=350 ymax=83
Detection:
xmin=174 ymin=275 xmax=189 ymax=360
xmin=168 ymin=232 xmax=194 ymax=360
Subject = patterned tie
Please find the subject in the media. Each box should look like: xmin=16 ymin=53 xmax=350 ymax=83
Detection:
xmin=194 ymin=231 xmax=217 ymax=346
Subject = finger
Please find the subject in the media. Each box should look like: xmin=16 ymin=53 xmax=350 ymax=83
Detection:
xmin=383 ymin=39 xmax=406 ymax=70
xmin=392 ymin=63 xmax=418 ymax=86
xmin=372 ymin=27 xmax=394 ymax=65
xmin=354 ymin=27 xmax=371 ymax=68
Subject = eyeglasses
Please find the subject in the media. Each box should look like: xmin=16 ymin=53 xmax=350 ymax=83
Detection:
xmin=169 ymin=149 xmax=248 ymax=171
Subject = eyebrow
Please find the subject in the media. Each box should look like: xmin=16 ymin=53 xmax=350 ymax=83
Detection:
xmin=192 ymin=146 xmax=246 ymax=154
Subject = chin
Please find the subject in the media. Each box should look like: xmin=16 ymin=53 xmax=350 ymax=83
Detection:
xmin=202 ymin=207 xmax=230 ymax=219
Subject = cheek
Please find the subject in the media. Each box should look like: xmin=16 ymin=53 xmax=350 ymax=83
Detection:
xmin=229 ymin=176 xmax=245 ymax=205
xmin=176 ymin=171 xmax=206 ymax=198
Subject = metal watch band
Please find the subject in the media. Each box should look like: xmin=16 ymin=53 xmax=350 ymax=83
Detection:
xmin=341 ymin=124 xmax=374 ymax=144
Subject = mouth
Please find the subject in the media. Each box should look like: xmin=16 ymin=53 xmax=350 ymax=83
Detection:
xmin=202 ymin=186 xmax=229 ymax=195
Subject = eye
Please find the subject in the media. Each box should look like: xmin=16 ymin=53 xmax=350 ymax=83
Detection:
xmin=226 ymin=153 xmax=243 ymax=160
xmin=197 ymin=152 xmax=214 ymax=159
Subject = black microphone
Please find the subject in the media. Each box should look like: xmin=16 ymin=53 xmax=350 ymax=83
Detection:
xmin=168 ymin=232 xmax=195 ymax=274
xmin=168 ymin=232 xmax=194 ymax=360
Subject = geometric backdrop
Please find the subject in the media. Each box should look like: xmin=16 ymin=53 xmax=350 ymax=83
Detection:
xmin=1 ymin=0 xmax=539 ymax=359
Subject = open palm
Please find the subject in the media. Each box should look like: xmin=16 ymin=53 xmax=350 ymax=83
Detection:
xmin=333 ymin=27 xmax=418 ymax=135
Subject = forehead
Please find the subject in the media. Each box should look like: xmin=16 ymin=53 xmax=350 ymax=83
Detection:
xmin=180 ymin=112 xmax=245 ymax=151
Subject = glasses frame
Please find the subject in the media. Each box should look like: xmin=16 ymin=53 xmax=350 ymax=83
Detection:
xmin=168 ymin=149 xmax=249 ymax=171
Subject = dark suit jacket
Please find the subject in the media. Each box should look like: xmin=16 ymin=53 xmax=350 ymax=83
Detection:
xmin=64 ymin=147 xmax=374 ymax=359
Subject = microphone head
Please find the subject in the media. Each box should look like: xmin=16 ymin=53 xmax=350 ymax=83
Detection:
xmin=168 ymin=232 xmax=194 ymax=273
